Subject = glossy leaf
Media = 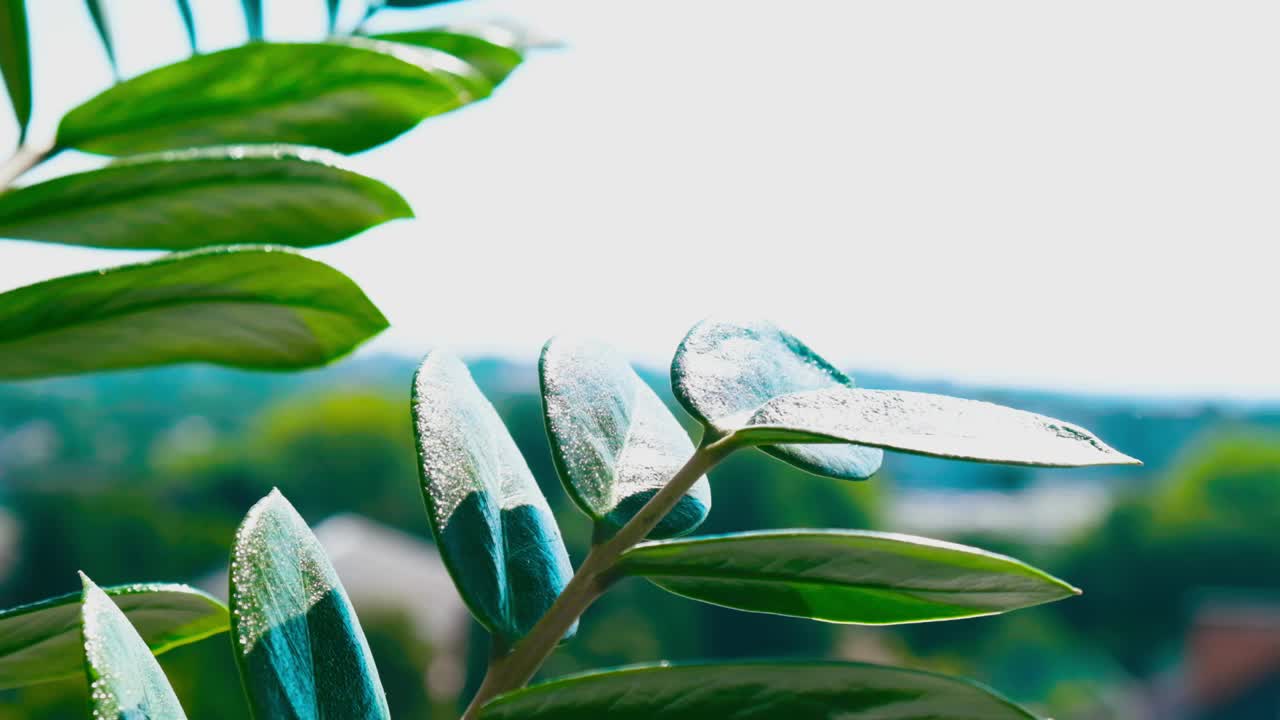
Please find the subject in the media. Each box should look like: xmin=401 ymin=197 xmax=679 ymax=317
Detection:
xmin=0 ymin=145 xmax=412 ymax=250
xmin=0 ymin=582 xmax=227 ymax=690
xmin=619 ymin=530 xmax=1078 ymax=624
xmin=0 ymin=246 xmax=387 ymax=379
xmin=175 ymin=0 xmax=197 ymax=52
xmin=57 ymin=41 xmax=483 ymax=156
xmin=672 ymin=318 xmax=883 ymax=480
xmin=412 ymin=350 xmax=575 ymax=643
xmin=372 ymin=27 xmax=523 ymax=85
xmin=230 ymin=489 xmax=389 ymax=718
xmin=84 ymin=0 xmax=119 ymax=77
xmin=479 ymin=662 xmax=1038 ymax=720
xmin=0 ymin=0 xmax=31 ymax=141
xmin=737 ymin=388 xmax=1140 ymax=467
xmin=80 ymin=574 xmax=188 ymax=720
xmin=240 ymin=0 xmax=263 ymax=39
xmin=540 ymin=337 xmax=710 ymax=539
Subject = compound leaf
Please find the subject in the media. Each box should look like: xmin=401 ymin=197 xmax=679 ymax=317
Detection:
xmin=412 ymin=350 xmax=575 ymax=644
xmin=230 ymin=489 xmax=389 ymax=718
xmin=80 ymin=574 xmax=188 ymax=720
xmin=672 ymin=318 xmax=883 ymax=480
xmin=479 ymin=662 xmax=1037 ymax=720
xmin=0 ymin=582 xmax=227 ymax=690
xmin=619 ymin=530 xmax=1078 ymax=624
xmin=540 ymin=337 xmax=710 ymax=539
xmin=0 ymin=246 xmax=387 ymax=379
xmin=0 ymin=145 xmax=411 ymax=250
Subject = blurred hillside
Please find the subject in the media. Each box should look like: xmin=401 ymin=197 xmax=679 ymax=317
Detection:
xmin=1 ymin=356 xmax=1278 ymax=718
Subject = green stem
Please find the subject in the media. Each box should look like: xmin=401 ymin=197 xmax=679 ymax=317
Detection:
xmin=459 ymin=434 xmax=741 ymax=719
xmin=0 ymin=141 xmax=57 ymax=191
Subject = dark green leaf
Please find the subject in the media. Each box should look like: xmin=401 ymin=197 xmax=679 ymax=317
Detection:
xmin=0 ymin=582 xmax=227 ymax=690
xmin=0 ymin=246 xmax=387 ymax=379
xmin=540 ymin=337 xmax=710 ymax=539
xmin=229 ymin=489 xmax=389 ymax=718
xmin=175 ymin=0 xmax=197 ymax=52
xmin=0 ymin=0 xmax=31 ymax=141
xmin=479 ymin=662 xmax=1038 ymax=720
xmin=736 ymin=388 xmax=1140 ymax=467
xmin=57 ymin=41 xmax=484 ymax=156
xmin=371 ymin=27 xmax=523 ymax=85
xmin=619 ymin=530 xmax=1079 ymax=624
xmin=80 ymin=574 xmax=188 ymax=720
xmin=84 ymin=0 xmax=119 ymax=78
xmin=672 ymin=318 xmax=883 ymax=480
xmin=240 ymin=0 xmax=263 ymax=40
xmin=412 ymin=350 xmax=575 ymax=644
xmin=0 ymin=145 xmax=412 ymax=250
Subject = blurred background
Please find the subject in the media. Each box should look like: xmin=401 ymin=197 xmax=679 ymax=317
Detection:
xmin=2 ymin=0 xmax=1278 ymax=719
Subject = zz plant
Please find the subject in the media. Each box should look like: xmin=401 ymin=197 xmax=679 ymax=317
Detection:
xmin=0 ymin=2 xmax=1143 ymax=719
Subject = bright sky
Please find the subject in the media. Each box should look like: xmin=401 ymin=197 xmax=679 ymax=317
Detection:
xmin=1 ymin=0 xmax=1276 ymax=399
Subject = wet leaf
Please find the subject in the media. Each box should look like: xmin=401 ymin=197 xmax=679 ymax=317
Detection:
xmin=372 ymin=26 xmax=523 ymax=85
xmin=737 ymin=388 xmax=1140 ymax=467
xmin=57 ymin=41 xmax=482 ymax=155
xmin=671 ymin=318 xmax=883 ymax=480
xmin=230 ymin=489 xmax=389 ymax=718
xmin=0 ymin=0 xmax=31 ymax=141
xmin=80 ymin=574 xmax=188 ymax=720
xmin=620 ymin=530 xmax=1079 ymax=624
xmin=540 ymin=337 xmax=710 ymax=539
xmin=0 ymin=583 xmax=227 ymax=690
xmin=480 ymin=662 xmax=1038 ymax=720
xmin=412 ymin=350 xmax=575 ymax=643
xmin=0 ymin=246 xmax=388 ymax=379
xmin=0 ymin=145 xmax=411 ymax=250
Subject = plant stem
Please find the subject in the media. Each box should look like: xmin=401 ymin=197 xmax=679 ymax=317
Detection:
xmin=459 ymin=434 xmax=741 ymax=719
xmin=0 ymin=141 xmax=56 ymax=191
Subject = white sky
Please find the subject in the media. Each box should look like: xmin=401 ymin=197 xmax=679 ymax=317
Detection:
xmin=0 ymin=0 xmax=1277 ymax=399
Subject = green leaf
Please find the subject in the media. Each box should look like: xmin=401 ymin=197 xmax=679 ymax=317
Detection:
xmin=80 ymin=574 xmax=188 ymax=720
xmin=0 ymin=582 xmax=227 ymax=690
xmin=0 ymin=246 xmax=387 ymax=379
xmin=672 ymin=318 xmax=883 ymax=480
xmin=0 ymin=0 xmax=31 ymax=142
xmin=57 ymin=41 xmax=484 ymax=156
xmin=84 ymin=0 xmax=119 ymax=78
xmin=240 ymin=0 xmax=263 ymax=40
xmin=619 ymin=530 xmax=1079 ymax=624
xmin=540 ymin=337 xmax=710 ymax=539
xmin=736 ymin=388 xmax=1140 ymax=467
xmin=230 ymin=489 xmax=389 ymax=718
xmin=325 ymin=0 xmax=340 ymax=34
xmin=479 ymin=661 xmax=1038 ymax=720
xmin=371 ymin=27 xmax=523 ymax=86
xmin=174 ymin=0 xmax=197 ymax=52
xmin=0 ymin=145 xmax=412 ymax=250
xmin=412 ymin=350 xmax=575 ymax=644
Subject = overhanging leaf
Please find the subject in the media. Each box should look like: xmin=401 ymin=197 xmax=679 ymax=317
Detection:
xmin=84 ymin=0 xmax=119 ymax=78
xmin=80 ymin=574 xmax=188 ymax=720
xmin=540 ymin=337 xmax=710 ymax=539
xmin=57 ymin=41 xmax=484 ymax=156
xmin=737 ymin=388 xmax=1140 ymax=467
xmin=0 ymin=246 xmax=388 ymax=379
xmin=479 ymin=662 xmax=1038 ymax=720
xmin=240 ymin=0 xmax=263 ymax=40
xmin=0 ymin=582 xmax=227 ymax=690
xmin=0 ymin=145 xmax=412 ymax=250
xmin=325 ymin=0 xmax=340 ymax=34
xmin=174 ymin=0 xmax=197 ymax=52
xmin=672 ymin=318 xmax=883 ymax=480
xmin=412 ymin=350 xmax=575 ymax=644
xmin=372 ymin=27 xmax=523 ymax=85
xmin=619 ymin=530 xmax=1078 ymax=624
xmin=229 ymin=489 xmax=389 ymax=718
xmin=0 ymin=0 xmax=31 ymax=141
